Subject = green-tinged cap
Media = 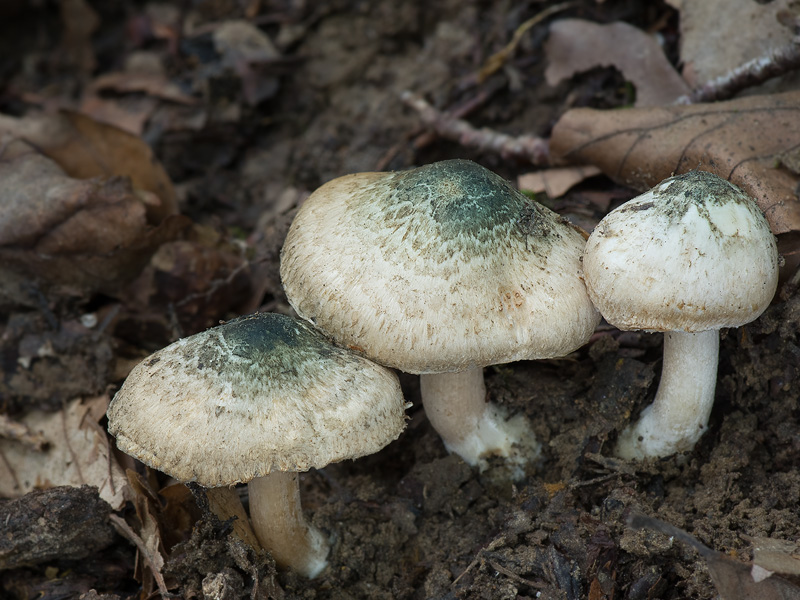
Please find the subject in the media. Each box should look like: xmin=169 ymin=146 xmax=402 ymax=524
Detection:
xmin=107 ymin=313 xmax=406 ymax=487
xmin=281 ymin=159 xmax=600 ymax=373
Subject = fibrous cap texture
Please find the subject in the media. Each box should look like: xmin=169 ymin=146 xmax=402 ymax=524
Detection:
xmin=583 ymin=170 xmax=779 ymax=332
xmin=107 ymin=313 xmax=406 ymax=487
xmin=280 ymin=159 xmax=600 ymax=374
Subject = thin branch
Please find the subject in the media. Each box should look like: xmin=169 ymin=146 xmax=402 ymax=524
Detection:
xmin=400 ymin=90 xmax=550 ymax=165
xmin=477 ymin=2 xmax=577 ymax=83
xmin=452 ymin=535 xmax=509 ymax=586
xmin=486 ymin=558 xmax=548 ymax=590
xmin=402 ymin=36 xmax=800 ymax=166
xmin=676 ymin=37 xmax=800 ymax=104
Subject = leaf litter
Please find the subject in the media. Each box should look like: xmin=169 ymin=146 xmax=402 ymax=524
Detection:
xmin=0 ymin=395 xmax=126 ymax=510
xmin=0 ymin=1 xmax=799 ymax=599
xmin=544 ymin=19 xmax=691 ymax=106
xmin=549 ymin=90 xmax=800 ymax=235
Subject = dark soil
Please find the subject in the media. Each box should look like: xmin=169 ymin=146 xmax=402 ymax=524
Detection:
xmin=1 ymin=1 xmax=798 ymax=599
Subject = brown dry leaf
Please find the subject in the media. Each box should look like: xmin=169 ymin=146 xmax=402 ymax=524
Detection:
xmin=518 ymin=165 xmax=602 ymax=198
xmin=667 ymin=0 xmax=797 ymax=87
xmin=78 ymin=52 xmax=195 ymax=135
xmin=91 ymin=72 xmax=197 ymax=106
xmin=206 ymin=487 xmax=263 ymax=552
xmin=745 ymin=536 xmax=800 ymax=582
xmin=0 ymin=140 xmax=189 ymax=304
xmin=78 ymin=94 xmax=159 ymax=137
xmin=549 ymin=90 xmax=800 ymax=235
xmin=544 ymin=19 xmax=690 ymax=106
xmin=0 ymin=396 xmax=127 ymax=510
xmin=159 ymin=483 xmax=202 ymax=549
xmin=629 ymin=513 xmax=800 ymax=600
xmin=0 ymin=110 xmax=178 ymax=221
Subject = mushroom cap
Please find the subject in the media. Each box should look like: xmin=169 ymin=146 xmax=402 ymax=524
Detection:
xmin=106 ymin=313 xmax=406 ymax=487
xmin=583 ymin=170 xmax=779 ymax=332
xmin=280 ymin=159 xmax=600 ymax=374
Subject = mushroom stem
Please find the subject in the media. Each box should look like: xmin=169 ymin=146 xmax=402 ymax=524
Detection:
xmin=420 ymin=367 xmax=537 ymax=472
xmin=615 ymin=329 xmax=719 ymax=459
xmin=248 ymin=471 xmax=329 ymax=578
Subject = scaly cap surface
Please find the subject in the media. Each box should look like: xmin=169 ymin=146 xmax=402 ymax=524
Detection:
xmin=107 ymin=313 xmax=406 ymax=487
xmin=281 ymin=159 xmax=600 ymax=373
xmin=583 ymin=170 xmax=779 ymax=332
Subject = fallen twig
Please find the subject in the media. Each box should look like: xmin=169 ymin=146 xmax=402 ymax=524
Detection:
xmin=402 ymin=32 xmax=800 ymax=171
xmin=401 ymin=90 xmax=550 ymax=165
xmin=452 ymin=535 xmax=508 ymax=586
xmin=676 ymin=37 xmax=800 ymax=104
xmin=486 ymin=558 xmax=547 ymax=590
xmin=477 ymin=1 xmax=577 ymax=83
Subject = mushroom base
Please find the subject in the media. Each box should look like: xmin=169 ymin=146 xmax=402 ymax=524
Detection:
xmin=420 ymin=368 xmax=539 ymax=477
xmin=248 ymin=471 xmax=329 ymax=578
xmin=615 ymin=329 xmax=719 ymax=459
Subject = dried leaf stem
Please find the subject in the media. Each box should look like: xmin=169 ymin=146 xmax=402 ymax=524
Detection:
xmin=109 ymin=514 xmax=173 ymax=598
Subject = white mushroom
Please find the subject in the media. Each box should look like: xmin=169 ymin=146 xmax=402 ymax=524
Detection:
xmin=107 ymin=312 xmax=407 ymax=578
xmin=583 ymin=171 xmax=779 ymax=459
xmin=280 ymin=159 xmax=599 ymax=474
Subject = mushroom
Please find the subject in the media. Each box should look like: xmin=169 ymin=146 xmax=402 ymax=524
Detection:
xmin=106 ymin=312 xmax=407 ymax=578
xmin=582 ymin=170 xmax=779 ymax=459
xmin=280 ymin=159 xmax=600 ymax=474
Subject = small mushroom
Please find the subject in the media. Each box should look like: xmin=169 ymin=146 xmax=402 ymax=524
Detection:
xmin=280 ymin=159 xmax=599 ymax=474
xmin=106 ymin=312 xmax=407 ymax=578
xmin=583 ymin=171 xmax=779 ymax=459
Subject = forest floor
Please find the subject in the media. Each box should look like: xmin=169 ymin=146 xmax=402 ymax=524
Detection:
xmin=1 ymin=1 xmax=799 ymax=599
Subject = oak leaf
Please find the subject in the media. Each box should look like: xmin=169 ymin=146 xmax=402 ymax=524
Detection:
xmin=667 ymin=0 xmax=797 ymax=87
xmin=544 ymin=19 xmax=690 ymax=106
xmin=550 ymin=90 xmax=800 ymax=235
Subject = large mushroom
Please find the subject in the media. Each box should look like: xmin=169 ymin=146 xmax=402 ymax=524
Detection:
xmin=280 ymin=159 xmax=599 ymax=473
xmin=106 ymin=312 xmax=407 ymax=578
xmin=582 ymin=171 xmax=779 ymax=459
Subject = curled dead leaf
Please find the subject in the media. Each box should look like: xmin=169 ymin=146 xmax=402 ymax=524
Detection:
xmin=544 ymin=19 xmax=690 ymax=106
xmin=0 ymin=140 xmax=189 ymax=305
xmin=550 ymin=90 xmax=800 ymax=235
xmin=0 ymin=110 xmax=178 ymax=222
